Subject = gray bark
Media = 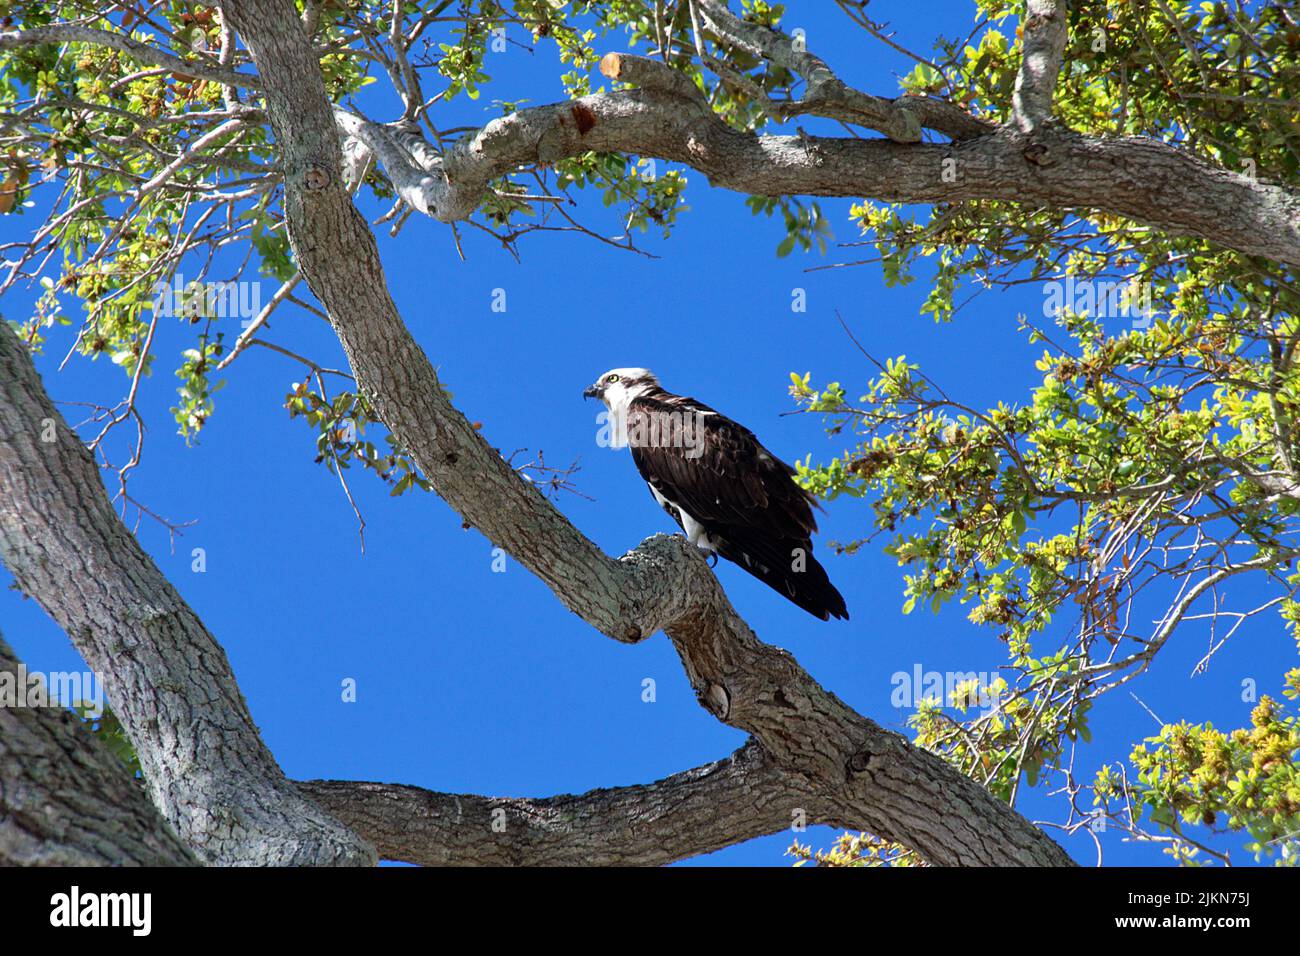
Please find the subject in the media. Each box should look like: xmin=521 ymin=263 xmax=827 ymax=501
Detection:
xmin=1012 ymin=0 xmax=1068 ymax=133
xmin=693 ymin=0 xmax=923 ymax=142
xmin=0 ymin=320 xmax=375 ymax=866
xmin=298 ymin=741 xmax=823 ymax=866
xmin=0 ymin=632 xmax=197 ymax=866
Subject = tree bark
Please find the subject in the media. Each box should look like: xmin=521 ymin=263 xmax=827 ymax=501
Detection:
xmin=1012 ymin=0 xmax=1068 ymax=133
xmin=0 ymin=632 xmax=197 ymax=866
xmin=0 ymin=320 xmax=375 ymax=866
xmin=298 ymin=741 xmax=825 ymax=866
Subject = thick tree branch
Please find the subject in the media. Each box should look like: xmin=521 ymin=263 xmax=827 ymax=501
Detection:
xmin=0 ymin=321 xmax=375 ymax=866
xmin=689 ymin=0 xmax=990 ymax=142
xmin=331 ymin=108 xmax=441 ymax=215
xmin=1250 ymin=472 xmax=1300 ymax=503
xmin=298 ymin=741 xmax=822 ymax=866
xmin=1011 ymin=0 xmax=1068 ymax=133
xmin=3 ymin=16 xmax=1297 ymax=265
xmin=334 ymin=64 xmax=1300 ymax=266
xmin=222 ymin=0 xmax=1074 ymax=867
xmin=0 ymin=633 xmax=198 ymax=866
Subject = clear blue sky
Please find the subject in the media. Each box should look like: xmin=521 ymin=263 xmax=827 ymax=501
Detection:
xmin=2 ymin=1 xmax=1291 ymax=866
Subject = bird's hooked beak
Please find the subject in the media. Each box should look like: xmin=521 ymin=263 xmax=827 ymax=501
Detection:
xmin=583 ymin=383 xmax=603 ymax=400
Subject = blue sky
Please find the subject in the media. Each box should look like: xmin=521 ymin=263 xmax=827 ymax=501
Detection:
xmin=2 ymin=1 xmax=1293 ymax=866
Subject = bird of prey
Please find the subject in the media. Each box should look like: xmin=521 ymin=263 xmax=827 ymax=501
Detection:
xmin=583 ymin=367 xmax=848 ymax=621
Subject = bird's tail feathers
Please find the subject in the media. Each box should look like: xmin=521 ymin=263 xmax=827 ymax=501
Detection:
xmin=711 ymin=527 xmax=848 ymax=621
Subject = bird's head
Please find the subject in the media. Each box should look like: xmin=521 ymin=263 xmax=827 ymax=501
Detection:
xmin=582 ymin=367 xmax=659 ymax=407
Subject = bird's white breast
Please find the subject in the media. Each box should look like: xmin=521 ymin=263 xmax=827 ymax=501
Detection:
xmin=647 ymin=482 xmax=716 ymax=552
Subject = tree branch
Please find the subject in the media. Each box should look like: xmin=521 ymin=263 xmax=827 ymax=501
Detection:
xmin=0 ymin=632 xmax=198 ymax=866
xmin=1011 ymin=0 xmax=1068 ymax=133
xmin=692 ymin=0 xmax=923 ymax=142
xmin=221 ymin=0 xmax=1074 ymax=867
xmin=349 ymin=55 xmax=1300 ymax=267
xmin=298 ymin=741 xmax=820 ymax=866
xmin=0 ymin=320 xmax=375 ymax=866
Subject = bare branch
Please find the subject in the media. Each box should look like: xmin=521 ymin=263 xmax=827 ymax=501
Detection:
xmin=332 ymin=54 xmax=1299 ymax=268
xmin=693 ymin=0 xmax=923 ymax=142
xmin=298 ymin=741 xmax=817 ymax=866
xmin=215 ymin=272 xmax=301 ymax=371
xmin=1011 ymin=0 xmax=1068 ymax=133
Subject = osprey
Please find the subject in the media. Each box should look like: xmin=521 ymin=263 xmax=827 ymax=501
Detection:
xmin=584 ymin=367 xmax=848 ymax=621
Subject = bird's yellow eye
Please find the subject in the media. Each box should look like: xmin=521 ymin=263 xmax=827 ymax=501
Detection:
xmin=605 ymin=374 xmax=620 ymax=384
